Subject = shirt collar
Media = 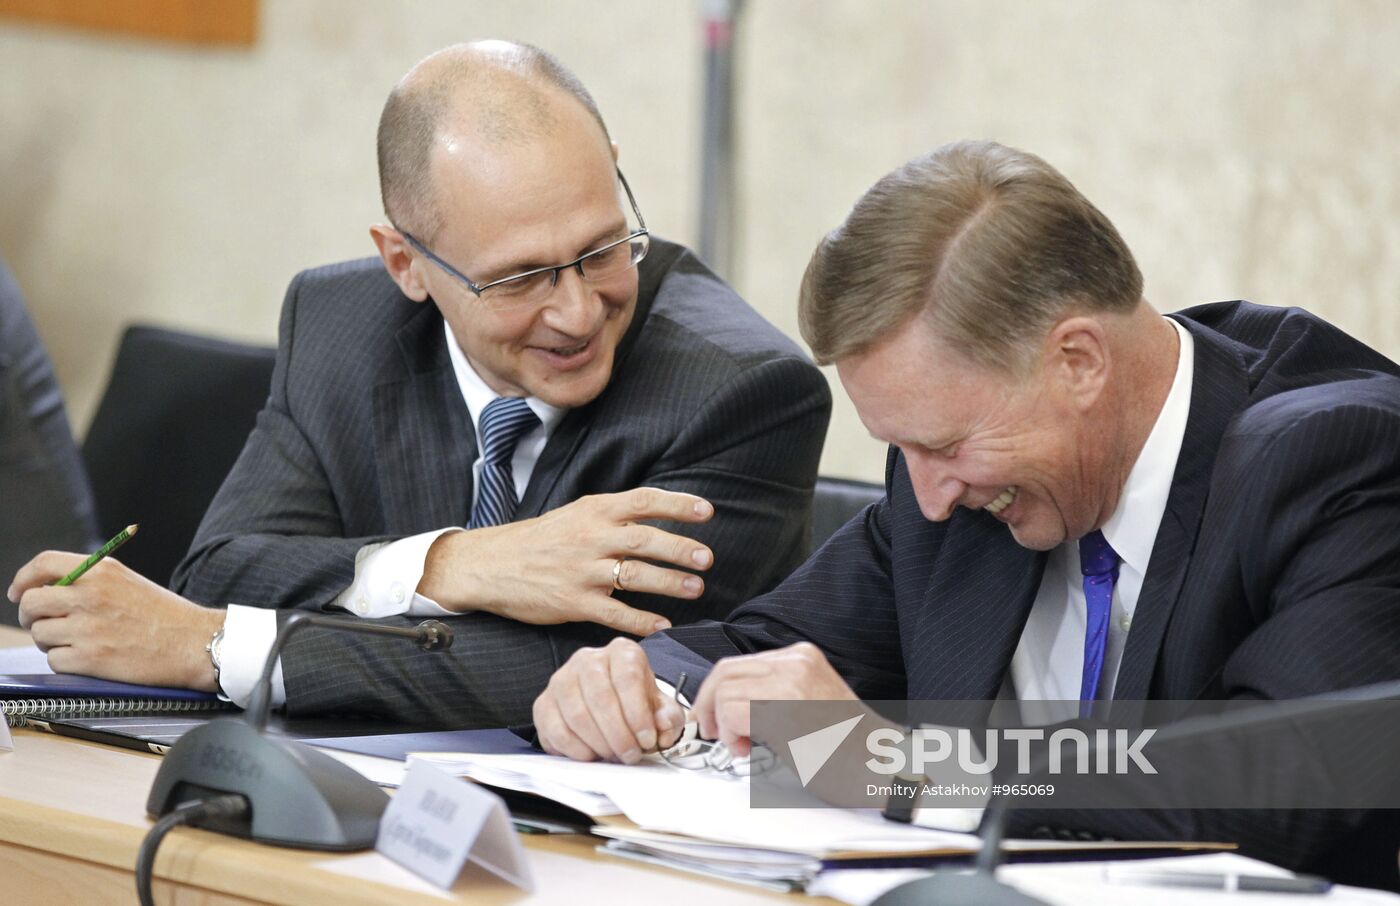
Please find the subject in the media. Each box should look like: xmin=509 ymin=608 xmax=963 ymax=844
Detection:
xmin=442 ymin=320 xmax=564 ymax=439
xmin=1098 ymin=317 xmax=1194 ymax=575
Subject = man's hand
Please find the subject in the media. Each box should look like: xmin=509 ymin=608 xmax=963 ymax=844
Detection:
xmin=8 ymin=552 xmax=225 ymax=692
xmin=536 ymin=639 xmax=859 ymax=764
xmin=692 ymin=643 xmax=858 ymax=758
xmin=420 ymin=487 xmax=715 ymax=635
xmin=533 ymin=638 xmax=685 ymax=764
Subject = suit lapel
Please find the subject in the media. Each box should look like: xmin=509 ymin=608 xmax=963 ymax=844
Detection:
xmin=517 ymin=406 xmax=592 ymax=517
xmin=516 ymin=240 xmax=676 ymax=517
xmin=1113 ymin=317 xmax=1251 ymax=699
xmin=372 ymin=305 xmax=476 ymax=533
xmin=909 ymin=512 xmax=1047 ymax=699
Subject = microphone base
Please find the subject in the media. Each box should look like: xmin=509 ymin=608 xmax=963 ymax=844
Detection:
xmin=872 ymin=871 xmax=1048 ymax=906
xmin=147 ymin=717 xmax=388 ymax=851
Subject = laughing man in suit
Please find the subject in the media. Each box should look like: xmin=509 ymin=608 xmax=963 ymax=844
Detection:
xmin=7 ymin=42 xmax=830 ymax=728
xmin=533 ymin=140 xmax=1400 ymax=883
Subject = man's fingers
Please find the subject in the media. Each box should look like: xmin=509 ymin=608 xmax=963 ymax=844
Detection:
xmin=45 ymin=644 xmax=84 ymax=675
xmin=693 ymin=681 xmax=752 ymax=757
xmin=692 ymin=672 xmax=720 ymax=741
xmin=28 ymin=614 xmax=75 ymax=652
xmin=608 ymin=488 xmax=715 ymax=525
xmin=579 ymin=595 xmax=673 ymax=635
xmin=552 ymin=670 xmax=621 ymax=761
xmin=715 ymin=695 xmax=753 ymax=757
xmin=605 ymin=642 xmax=662 ymax=753
xmin=611 ymin=558 xmax=704 ymax=601
xmin=652 ymin=694 xmax=686 ymax=749
xmin=16 ymin=586 xmax=80 ymax=629
xmin=578 ymin=658 xmax=651 ymax=763
xmin=7 ymin=550 xmax=86 ymax=602
xmin=611 ymin=524 xmax=713 ymax=571
xmin=534 ymin=694 xmax=599 ymax=762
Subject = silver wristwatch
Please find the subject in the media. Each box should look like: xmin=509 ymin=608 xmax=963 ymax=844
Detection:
xmin=205 ymin=627 xmax=225 ymax=687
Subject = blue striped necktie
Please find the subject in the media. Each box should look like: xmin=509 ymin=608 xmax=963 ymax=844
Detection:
xmin=468 ymin=397 xmax=540 ymax=530
xmin=1077 ymin=530 xmax=1120 ymax=718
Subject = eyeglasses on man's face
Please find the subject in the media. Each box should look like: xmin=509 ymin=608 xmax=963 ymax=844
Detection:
xmin=398 ymin=169 xmax=650 ymax=309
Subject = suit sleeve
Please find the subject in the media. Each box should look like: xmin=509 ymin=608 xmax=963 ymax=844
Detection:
xmin=645 ymin=446 xmax=909 ymax=701
xmin=0 ymin=261 xmax=99 ymax=605
xmin=1013 ymin=391 xmax=1400 ymax=885
xmin=273 ymin=610 xmax=561 ymax=727
xmin=545 ymin=354 xmax=834 ymax=650
xmin=171 ymin=272 xmax=395 ymax=610
xmin=277 ymin=351 xmax=835 ymax=727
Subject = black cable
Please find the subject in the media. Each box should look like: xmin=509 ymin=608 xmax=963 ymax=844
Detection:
xmin=136 ymin=794 xmax=249 ymax=906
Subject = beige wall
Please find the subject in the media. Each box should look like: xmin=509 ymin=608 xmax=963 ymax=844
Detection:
xmin=2 ymin=0 xmax=1396 ymax=484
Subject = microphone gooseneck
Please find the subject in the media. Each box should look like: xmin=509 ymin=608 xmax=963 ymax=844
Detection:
xmin=246 ymin=614 xmax=453 ymax=731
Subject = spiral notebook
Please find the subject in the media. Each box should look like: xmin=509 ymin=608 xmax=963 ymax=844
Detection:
xmin=1 ymin=645 xmax=232 ymax=728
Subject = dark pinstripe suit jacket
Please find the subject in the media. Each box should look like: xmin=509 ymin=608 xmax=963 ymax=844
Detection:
xmin=171 ymin=239 xmax=831 ymax=727
xmin=645 ymin=301 xmax=1400 ymax=884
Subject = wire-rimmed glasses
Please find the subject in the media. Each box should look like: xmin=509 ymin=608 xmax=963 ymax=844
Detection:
xmin=657 ymin=673 xmax=777 ymax=778
xmin=398 ymin=168 xmax=649 ymax=309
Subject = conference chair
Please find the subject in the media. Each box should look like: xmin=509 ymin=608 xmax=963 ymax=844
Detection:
xmin=81 ymin=325 xmax=275 ymax=587
xmin=810 ymin=475 xmax=884 ymax=554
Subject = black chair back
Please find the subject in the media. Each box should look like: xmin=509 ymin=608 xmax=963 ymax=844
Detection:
xmin=81 ymin=326 xmax=275 ymax=587
xmin=811 ymin=476 xmax=885 ymax=555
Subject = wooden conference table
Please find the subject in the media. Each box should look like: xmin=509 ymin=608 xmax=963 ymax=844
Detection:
xmin=0 ymin=624 xmax=806 ymax=905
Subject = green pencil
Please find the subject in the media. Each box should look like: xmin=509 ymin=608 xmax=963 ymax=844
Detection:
xmin=55 ymin=523 xmax=139 ymax=586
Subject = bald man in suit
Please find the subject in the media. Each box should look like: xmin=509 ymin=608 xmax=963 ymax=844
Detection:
xmin=8 ymin=43 xmax=830 ymax=729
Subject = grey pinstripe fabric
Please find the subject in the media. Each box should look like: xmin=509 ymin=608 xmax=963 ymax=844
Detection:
xmin=646 ymin=301 xmax=1400 ymax=887
xmin=171 ymin=238 xmax=832 ymax=727
xmin=1 ymin=260 xmax=99 ymax=627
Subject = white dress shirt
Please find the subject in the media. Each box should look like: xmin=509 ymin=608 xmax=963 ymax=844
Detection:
xmin=217 ymin=320 xmax=562 ymax=708
xmin=1009 ymin=318 xmax=1193 ymax=704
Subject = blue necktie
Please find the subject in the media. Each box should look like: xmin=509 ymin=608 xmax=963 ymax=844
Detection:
xmin=1077 ymin=530 xmax=1120 ymax=718
xmin=468 ymin=397 xmax=540 ymax=530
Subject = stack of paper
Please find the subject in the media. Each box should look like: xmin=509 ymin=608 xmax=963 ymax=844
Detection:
xmin=596 ymin=827 xmax=822 ymax=891
xmin=408 ymin=750 xmax=994 ymax=888
xmin=409 ymin=750 xmax=626 ymax=817
xmin=410 ymin=751 xmax=980 ymax=850
xmin=408 ymin=749 xmax=1233 ymax=891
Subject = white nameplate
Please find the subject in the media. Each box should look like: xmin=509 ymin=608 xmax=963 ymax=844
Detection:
xmin=376 ymin=759 xmax=533 ymax=891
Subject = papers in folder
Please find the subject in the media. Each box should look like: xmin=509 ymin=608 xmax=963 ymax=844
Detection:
xmin=407 ymin=749 xmax=1231 ymax=892
xmin=407 ymin=750 xmax=982 ymax=855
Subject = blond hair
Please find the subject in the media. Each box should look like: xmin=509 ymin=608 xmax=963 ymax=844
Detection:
xmin=798 ymin=140 xmax=1142 ymax=372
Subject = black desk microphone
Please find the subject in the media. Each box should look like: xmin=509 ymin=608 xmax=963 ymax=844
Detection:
xmin=145 ymin=612 xmax=454 ymax=850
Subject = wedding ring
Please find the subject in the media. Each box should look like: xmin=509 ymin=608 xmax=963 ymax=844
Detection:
xmin=612 ymin=557 xmax=627 ymax=592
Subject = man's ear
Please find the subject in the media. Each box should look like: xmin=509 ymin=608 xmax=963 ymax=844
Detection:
xmin=369 ymin=224 xmax=430 ymax=303
xmin=610 ymin=140 xmax=620 ymax=164
xmin=1044 ymin=315 xmax=1110 ymax=412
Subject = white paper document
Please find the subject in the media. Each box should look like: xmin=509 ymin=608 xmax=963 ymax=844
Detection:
xmin=315 ymin=747 xmax=408 ymax=787
xmin=408 ymin=750 xmax=980 ymax=856
xmin=409 ymin=749 xmax=624 ymax=817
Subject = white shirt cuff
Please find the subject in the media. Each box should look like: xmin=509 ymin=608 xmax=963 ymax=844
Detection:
xmin=332 ymin=529 xmax=460 ymax=617
xmin=219 ymin=604 xmax=285 ymax=710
